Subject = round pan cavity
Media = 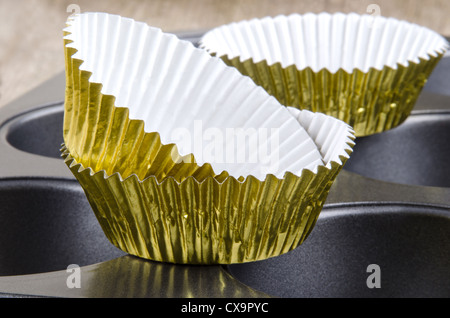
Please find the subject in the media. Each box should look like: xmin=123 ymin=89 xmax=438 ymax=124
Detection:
xmin=4 ymin=104 xmax=64 ymax=160
xmin=0 ymin=179 xmax=125 ymax=276
xmin=344 ymin=112 xmax=450 ymax=188
xmin=227 ymin=203 xmax=450 ymax=298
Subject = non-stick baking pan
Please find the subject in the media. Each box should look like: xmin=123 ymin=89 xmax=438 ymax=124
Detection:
xmin=0 ymin=31 xmax=449 ymax=298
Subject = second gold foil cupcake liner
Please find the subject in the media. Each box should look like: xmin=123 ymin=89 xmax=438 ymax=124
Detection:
xmin=218 ymin=55 xmax=442 ymax=136
xmin=200 ymin=13 xmax=449 ymax=137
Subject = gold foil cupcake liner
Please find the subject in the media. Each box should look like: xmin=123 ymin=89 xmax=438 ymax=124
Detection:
xmin=200 ymin=13 xmax=449 ymax=137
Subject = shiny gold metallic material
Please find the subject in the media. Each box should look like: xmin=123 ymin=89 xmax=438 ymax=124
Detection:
xmin=61 ymin=142 xmax=352 ymax=264
xmin=217 ymin=55 xmax=443 ymax=137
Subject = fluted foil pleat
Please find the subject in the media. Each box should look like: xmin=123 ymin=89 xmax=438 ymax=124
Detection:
xmin=219 ymin=55 xmax=442 ymax=137
xmin=61 ymin=144 xmax=351 ymax=264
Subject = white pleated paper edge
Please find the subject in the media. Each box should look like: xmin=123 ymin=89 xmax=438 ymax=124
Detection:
xmin=63 ymin=12 xmax=350 ymax=180
xmin=287 ymin=107 xmax=354 ymax=169
xmin=199 ymin=12 xmax=450 ymax=73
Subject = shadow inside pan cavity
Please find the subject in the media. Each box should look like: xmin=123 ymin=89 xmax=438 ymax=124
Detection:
xmin=343 ymin=112 xmax=450 ymax=188
xmin=227 ymin=204 xmax=450 ymax=298
xmin=0 ymin=179 xmax=125 ymax=276
xmin=5 ymin=104 xmax=64 ymax=159
xmin=423 ymin=54 xmax=450 ymax=96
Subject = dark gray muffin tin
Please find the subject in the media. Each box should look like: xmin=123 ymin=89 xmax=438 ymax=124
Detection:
xmin=0 ymin=32 xmax=449 ymax=298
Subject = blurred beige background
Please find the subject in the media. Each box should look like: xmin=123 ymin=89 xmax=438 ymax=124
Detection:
xmin=0 ymin=0 xmax=449 ymax=108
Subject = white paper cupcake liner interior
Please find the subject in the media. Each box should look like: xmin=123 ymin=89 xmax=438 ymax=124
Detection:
xmin=199 ymin=12 xmax=449 ymax=73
